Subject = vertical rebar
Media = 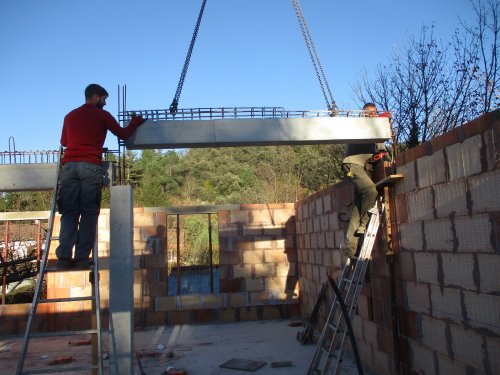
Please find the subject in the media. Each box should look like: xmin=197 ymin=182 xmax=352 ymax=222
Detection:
xmin=176 ymin=215 xmax=181 ymax=296
xmin=2 ymin=221 xmax=9 ymax=304
xmin=208 ymin=213 xmax=213 ymax=293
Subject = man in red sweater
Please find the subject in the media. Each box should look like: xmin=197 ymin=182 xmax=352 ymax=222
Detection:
xmin=56 ymin=84 xmax=145 ymax=269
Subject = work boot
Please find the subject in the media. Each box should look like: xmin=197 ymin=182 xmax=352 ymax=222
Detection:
xmin=354 ymin=226 xmax=366 ymax=237
xmin=56 ymin=258 xmax=73 ymax=270
xmin=73 ymin=259 xmax=93 ymax=270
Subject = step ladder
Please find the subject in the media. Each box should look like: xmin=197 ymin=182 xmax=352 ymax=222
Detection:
xmin=16 ymin=149 xmax=104 ymax=375
xmin=307 ymin=199 xmax=384 ymax=375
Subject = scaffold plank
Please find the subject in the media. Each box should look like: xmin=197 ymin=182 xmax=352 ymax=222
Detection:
xmin=124 ymin=116 xmax=391 ymax=149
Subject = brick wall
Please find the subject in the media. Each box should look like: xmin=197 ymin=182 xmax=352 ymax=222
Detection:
xmin=297 ymin=109 xmax=500 ymax=374
xmin=0 ymin=205 xmax=299 ymax=335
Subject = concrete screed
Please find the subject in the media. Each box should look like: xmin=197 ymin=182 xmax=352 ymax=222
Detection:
xmin=0 ymin=320 xmax=376 ymax=375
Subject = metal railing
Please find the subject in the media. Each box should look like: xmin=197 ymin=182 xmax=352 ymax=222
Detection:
xmin=118 ymin=107 xmax=369 ymax=122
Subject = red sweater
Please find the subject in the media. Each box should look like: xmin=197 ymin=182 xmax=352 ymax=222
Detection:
xmin=61 ymin=104 xmax=138 ymax=165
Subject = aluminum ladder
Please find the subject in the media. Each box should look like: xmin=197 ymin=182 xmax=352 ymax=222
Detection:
xmin=16 ymin=149 xmax=104 ymax=375
xmin=307 ymin=200 xmax=383 ymax=375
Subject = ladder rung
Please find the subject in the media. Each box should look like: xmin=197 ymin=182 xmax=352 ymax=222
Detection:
xmin=21 ymin=364 xmax=99 ymax=374
xmin=29 ymin=329 xmax=98 ymax=338
xmin=39 ymin=296 xmax=94 ymax=303
xmin=328 ymin=322 xmax=337 ymax=330
xmin=51 ymin=236 xmax=59 ymax=240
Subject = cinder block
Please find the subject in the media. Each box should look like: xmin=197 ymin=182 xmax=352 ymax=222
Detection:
xmin=405 ymin=281 xmax=430 ymax=314
xmin=134 ymin=213 xmax=154 ymax=227
xmin=463 ymin=291 xmax=500 ymax=335
xmin=202 ymin=294 xmax=224 ymax=308
xmin=167 ymin=310 xmax=191 ymax=325
xmin=407 ymin=187 xmax=434 ymax=222
xmin=455 ymin=214 xmax=494 ymax=253
xmin=356 ymin=339 xmax=374 ymax=369
xmin=423 ymin=219 xmax=453 ymax=251
xmin=245 ymin=278 xmax=265 ymax=292
xmin=396 ymin=251 xmax=415 ymax=282
xmin=446 ymin=134 xmax=483 ymax=180
xmin=485 ymin=335 xmax=500 ymax=374
xmin=272 ymin=208 xmax=294 ymax=225
xmin=328 ymin=212 xmax=339 ymax=230
xmin=395 ymin=161 xmax=417 ymax=194
xmin=313 ymin=216 xmax=321 ymax=233
xmin=436 ymin=352 xmax=467 ymax=375
xmin=434 ymin=179 xmax=468 ymax=218
xmin=179 ymin=295 xmax=202 ymax=309
xmin=469 ymin=169 xmax=500 ymax=213
xmin=449 ymin=323 xmax=485 ymax=371
xmin=483 ymin=127 xmax=497 ymax=172
xmin=420 ymin=315 xmax=448 ymax=355
xmin=410 ymin=341 xmax=437 ymax=375
xmin=334 ymin=230 xmax=345 ymax=249
xmin=414 ymin=252 xmax=439 ymax=285
xmin=155 ymin=296 xmax=178 ymax=312
xmin=325 ymin=231 xmax=335 ymax=248
xmin=264 ymin=249 xmax=287 ymax=263
xmin=477 ymin=254 xmax=500 ymax=293
xmin=430 ymin=286 xmax=463 ymax=324
xmin=373 ymin=347 xmax=392 ymax=375
xmin=399 ymin=222 xmax=423 ymax=251
xmin=441 ymin=253 xmax=476 ymax=290
xmin=253 ymin=238 xmax=273 ymax=250
xmin=229 ymin=210 xmax=250 ymax=224
xmin=362 ymin=319 xmax=378 ymax=346
xmin=276 ymin=262 xmax=295 ymax=277
xmin=417 ymin=150 xmax=446 ymax=189
xmin=250 ymin=209 xmax=273 ymax=225
xmin=233 ymin=264 xmax=253 ymax=278
xmin=227 ymin=292 xmax=248 ymax=307
xmin=323 ymin=193 xmax=332 ymax=213
xmin=315 ymin=196 xmax=323 ymax=215
xmin=254 ymin=263 xmax=274 ymax=278
xmin=242 ymin=250 xmax=264 ymax=264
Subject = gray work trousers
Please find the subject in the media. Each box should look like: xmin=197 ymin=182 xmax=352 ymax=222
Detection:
xmin=343 ymin=163 xmax=378 ymax=258
xmin=55 ymin=162 xmax=103 ymax=261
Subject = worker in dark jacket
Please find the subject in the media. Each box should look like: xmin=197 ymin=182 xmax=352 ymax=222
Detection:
xmin=56 ymin=84 xmax=146 ymax=269
xmin=343 ymin=103 xmax=387 ymax=258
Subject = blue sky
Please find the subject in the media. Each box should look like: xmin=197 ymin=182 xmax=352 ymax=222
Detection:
xmin=0 ymin=0 xmax=477 ymax=152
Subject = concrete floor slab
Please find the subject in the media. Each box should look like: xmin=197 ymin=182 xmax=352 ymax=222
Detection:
xmin=0 ymin=320 xmax=376 ymax=374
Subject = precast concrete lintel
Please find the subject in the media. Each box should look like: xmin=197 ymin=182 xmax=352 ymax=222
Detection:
xmin=125 ymin=116 xmax=391 ymax=150
xmin=0 ymin=161 xmax=116 ymax=192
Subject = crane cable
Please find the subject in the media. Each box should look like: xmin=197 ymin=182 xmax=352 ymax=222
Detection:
xmin=170 ymin=0 xmax=207 ymax=114
xmin=291 ymin=0 xmax=338 ymax=114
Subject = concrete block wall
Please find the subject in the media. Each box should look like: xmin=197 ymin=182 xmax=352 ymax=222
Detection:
xmin=296 ymin=109 xmax=500 ymax=374
xmin=392 ymin=109 xmax=500 ymax=375
xmin=217 ymin=204 xmax=299 ymax=303
xmin=0 ymin=204 xmax=300 ymax=335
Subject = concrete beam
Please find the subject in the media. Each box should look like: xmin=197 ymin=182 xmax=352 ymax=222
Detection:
xmin=0 ymin=161 xmax=116 ymax=192
xmin=124 ymin=116 xmax=391 ymax=150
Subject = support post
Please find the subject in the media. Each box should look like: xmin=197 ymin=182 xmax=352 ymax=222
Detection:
xmin=109 ymin=186 xmax=134 ymax=375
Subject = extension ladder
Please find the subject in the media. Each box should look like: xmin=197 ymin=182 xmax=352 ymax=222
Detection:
xmin=307 ymin=200 xmax=384 ymax=375
xmin=16 ymin=149 xmax=104 ymax=375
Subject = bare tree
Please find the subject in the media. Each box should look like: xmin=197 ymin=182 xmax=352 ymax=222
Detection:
xmin=353 ymin=0 xmax=499 ymax=149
